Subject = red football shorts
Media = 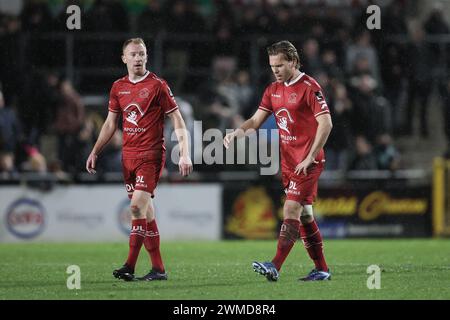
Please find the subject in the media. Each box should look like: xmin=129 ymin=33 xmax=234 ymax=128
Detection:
xmin=282 ymin=162 xmax=324 ymax=205
xmin=122 ymin=150 xmax=165 ymax=199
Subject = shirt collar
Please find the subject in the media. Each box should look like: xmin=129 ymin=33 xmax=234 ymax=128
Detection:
xmin=284 ymin=72 xmax=304 ymax=87
xmin=129 ymin=70 xmax=150 ymax=84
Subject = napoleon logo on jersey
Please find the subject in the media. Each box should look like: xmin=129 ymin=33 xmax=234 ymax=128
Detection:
xmin=124 ymin=103 xmax=145 ymax=126
xmin=126 ymin=111 xmax=138 ymax=126
xmin=275 ymin=108 xmax=294 ymax=135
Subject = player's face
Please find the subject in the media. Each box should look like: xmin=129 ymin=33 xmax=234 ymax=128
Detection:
xmin=269 ymin=54 xmax=295 ymax=83
xmin=122 ymin=43 xmax=148 ymax=76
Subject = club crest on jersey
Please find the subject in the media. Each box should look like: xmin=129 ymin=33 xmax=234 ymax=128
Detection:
xmin=275 ymin=108 xmax=294 ymax=134
xmin=288 ymin=93 xmax=297 ymax=104
xmin=139 ymin=88 xmax=150 ymax=99
xmin=124 ymin=103 xmax=144 ymax=126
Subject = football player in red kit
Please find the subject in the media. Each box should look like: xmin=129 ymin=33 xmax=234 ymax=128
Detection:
xmin=224 ymin=40 xmax=333 ymax=281
xmin=86 ymin=38 xmax=193 ymax=281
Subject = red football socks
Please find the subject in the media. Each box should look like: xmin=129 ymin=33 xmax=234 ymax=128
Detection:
xmin=143 ymin=219 xmax=165 ymax=272
xmin=272 ymin=219 xmax=300 ymax=271
xmin=299 ymin=220 xmax=328 ymax=271
xmin=125 ymin=218 xmax=147 ymax=271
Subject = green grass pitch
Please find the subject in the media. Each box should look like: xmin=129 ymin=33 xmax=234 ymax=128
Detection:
xmin=1 ymin=239 xmax=450 ymax=300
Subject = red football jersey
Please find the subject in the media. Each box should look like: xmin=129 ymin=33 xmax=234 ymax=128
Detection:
xmin=258 ymin=72 xmax=330 ymax=172
xmin=108 ymin=71 xmax=178 ymax=158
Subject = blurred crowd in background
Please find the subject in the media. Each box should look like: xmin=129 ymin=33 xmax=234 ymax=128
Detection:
xmin=1 ymin=0 xmax=450 ymax=178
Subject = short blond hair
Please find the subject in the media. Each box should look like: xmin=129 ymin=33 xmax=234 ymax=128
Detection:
xmin=122 ymin=38 xmax=146 ymax=52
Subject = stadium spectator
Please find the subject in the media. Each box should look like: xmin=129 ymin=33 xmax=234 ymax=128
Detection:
xmin=20 ymin=144 xmax=47 ymax=173
xmin=238 ymin=5 xmax=264 ymax=35
xmin=380 ymin=42 xmax=408 ymax=134
xmin=272 ymin=4 xmax=296 ymax=35
xmin=78 ymin=111 xmax=104 ymax=172
xmin=301 ymin=38 xmax=323 ymax=76
xmin=137 ymin=0 xmax=164 ymax=36
xmin=321 ymin=48 xmax=345 ymax=81
xmin=404 ymin=27 xmax=434 ymax=138
xmin=383 ymin=1 xmax=409 ymax=35
xmin=423 ymin=3 xmax=449 ymax=81
xmin=349 ymin=74 xmax=392 ymax=144
xmin=374 ymin=133 xmax=401 ymax=171
xmin=18 ymin=70 xmax=59 ymax=146
xmin=224 ymin=41 xmax=332 ymax=282
xmin=20 ymin=0 xmax=55 ymax=67
xmin=86 ymin=38 xmax=193 ymax=282
xmin=54 ymin=78 xmax=85 ymax=174
xmin=423 ymin=3 xmax=449 ymax=35
xmin=84 ymin=0 xmax=128 ymax=67
xmin=235 ymin=70 xmax=257 ymax=119
xmin=345 ymin=30 xmax=381 ymax=84
xmin=20 ymin=0 xmax=53 ymax=32
xmin=164 ymin=0 xmax=205 ymax=34
xmin=0 ymin=88 xmax=22 ymax=173
xmin=348 ymin=135 xmax=378 ymax=171
xmin=439 ymin=77 xmax=450 ymax=158
xmin=202 ymin=57 xmax=245 ymax=132
xmin=211 ymin=4 xmax=238 ymax=58
xmin=85 ymin=0 xmax=128 ymax=32
xmin=0 ymin=14 xmax=22 ymax=106
xmin=325 ymin=82 xmax=352 ymax=171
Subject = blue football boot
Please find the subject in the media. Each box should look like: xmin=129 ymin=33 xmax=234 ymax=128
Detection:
xmin=252 ymin=261 xmax=280 ymax=282
xmin=299 ymin=268 xmax=331 ymax=281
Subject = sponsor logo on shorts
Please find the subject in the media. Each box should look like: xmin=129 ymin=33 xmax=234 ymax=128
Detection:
xmin=125 ymin=183 xmax=135 ymax=193
xmin=135 ymin=175 xmax=147 ymax=189
xmin=286 ymin=181 xmax=301 ymax=196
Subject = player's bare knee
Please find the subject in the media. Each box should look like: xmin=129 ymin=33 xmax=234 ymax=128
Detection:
xmin=300 ymin=204 xmax=314 ymax=224
xmin=283 ymin=201 xmax=301 ymax=220
xmin=130 ymin=204 xmax=143 ymax=219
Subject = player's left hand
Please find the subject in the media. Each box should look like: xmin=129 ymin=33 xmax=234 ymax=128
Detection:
xmin=179 ymin=155 xmax=193 ymax=177
xmin=294 ymin=156 xmax=318 ymax=176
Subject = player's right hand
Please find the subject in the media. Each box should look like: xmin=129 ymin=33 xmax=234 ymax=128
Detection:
xmin=86 ymin=152 xmax=98 ymax=174
xmin=223 ymin=131 xmax=236 ymax=149
xmin=179 ymin=155 xmax=193 ymax=177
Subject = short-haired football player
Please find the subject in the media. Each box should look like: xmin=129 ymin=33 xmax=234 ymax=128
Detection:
xmin=86 ymin=38 xmax=193 ymax=281
xmin=224 ymin=40 xmax=333 ymax=281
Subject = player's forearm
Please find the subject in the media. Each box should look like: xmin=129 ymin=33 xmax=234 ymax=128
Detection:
xmin=172 ymin=114 xmax=190 ymax=157
xmin=92 ymin=121 xmax=117 ymax=155
xmin=234 ymin=118 xmax=258 ymax=138
xmin=307 ymin=121 xmax=333 ymax=160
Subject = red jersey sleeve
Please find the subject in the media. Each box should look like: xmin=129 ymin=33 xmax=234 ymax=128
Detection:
xmin=108 ymin=83 xmax=120 ymax=113
xmin=308 ymin=85 xmax=330 ymax=117
xmin=258 ymin=85 xmax=273 ymax=114
xmin=308 ymin=85 xmax=330 ymax=118
xmin=158 ymin=82 xmax=179 ymax=114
